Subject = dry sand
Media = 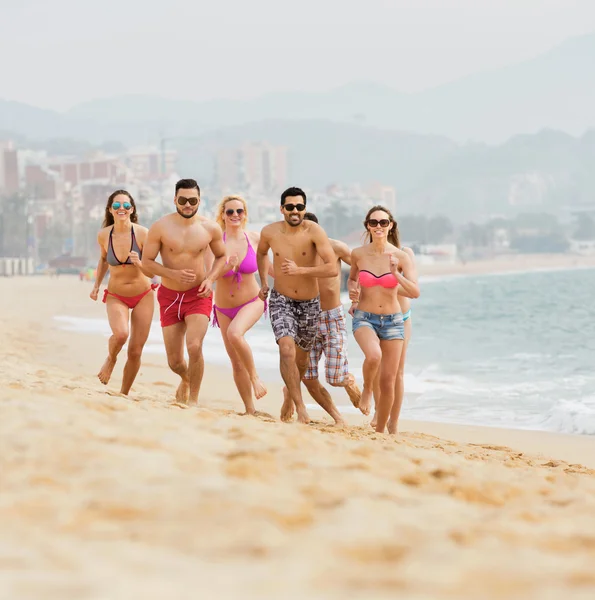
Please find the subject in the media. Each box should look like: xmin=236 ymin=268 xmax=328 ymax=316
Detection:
xmin=1 ymin=276 xmax=595 ymax=600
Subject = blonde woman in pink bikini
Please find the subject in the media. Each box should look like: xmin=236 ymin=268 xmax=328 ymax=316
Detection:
xmin=211 ymin=195 xmax=268 ymax=414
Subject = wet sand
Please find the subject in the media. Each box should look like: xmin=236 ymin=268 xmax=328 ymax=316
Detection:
xmin=1 ymin=276 xmax=595 ymax=599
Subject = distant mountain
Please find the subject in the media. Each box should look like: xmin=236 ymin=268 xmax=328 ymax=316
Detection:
xmin=2 ymin=33 xmax=594 ymax=144
xmin=62 ymin=33 xmax=595 ymax=144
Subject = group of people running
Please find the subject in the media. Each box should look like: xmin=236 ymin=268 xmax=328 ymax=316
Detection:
xmin=91 ymin=179 xmax=420 ymax=434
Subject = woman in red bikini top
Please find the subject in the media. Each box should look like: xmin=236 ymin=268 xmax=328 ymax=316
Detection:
xmin=90 ymin=190 xmax=156 ymax=396
xmin=210 ymin=195 xmax=268 ymax=415
xmin=347 ymin=205 xmax=420 ymax=435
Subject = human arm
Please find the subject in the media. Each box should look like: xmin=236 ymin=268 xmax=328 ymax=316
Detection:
xmin=256 ymin=227 xmax=271 ymax=299
xmin=332 ymin=239 xmax=352 ymax=267
xmin=129 ymin=229 xmax=155 ymax=278
xmin=90 ymin=232 xmax=109 ymax=301
xmin=397 ymin=247 xmax=418 ymax=298
xmin=387 ymin=250 xmax=420 ymax=299
xmin=141 ymin=222 xmax=196 ymax=285
xmin=347 ymin=250 xmax=361 ymax=308
xmin=281 ymin=223 xmax=338 ymax=278
xmin=198 ymin=223 xmax=227 ymax=297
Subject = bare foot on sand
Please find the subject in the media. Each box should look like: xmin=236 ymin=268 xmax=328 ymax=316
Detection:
xmin=251 ymin=376 xmax=268 ymax=400
xmin=345 ymin=374 xmax=362 ymax=409
xmin=387 ymin=419 xmax=398 ymax=435
xmin=359 ymin=386 xmax=372 ymax=416
xmin=175 ymin=380 xmax=189 ymax=404
xmin=280 ymin=387 xmax=295 ymax=422
xmin=98 ymin=356 xmax=117 ymax=385
xmin=296 ymin=407 xmax=311 ymax=425
xmin=370 ymin=412 xmax=378 ymax=429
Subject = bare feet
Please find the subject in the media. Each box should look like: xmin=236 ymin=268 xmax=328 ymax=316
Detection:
xmin=344 ymin=374 xmax=362 ymax=409
xmin=98 ymin=356 xmax=117 ymax=385
xmin=370 ymin=412 xmax=378 ymax=428
xmin=251 ymin=376 xmax=268 ymax=400
xmin=296 ymin=407 xmax=311 ymax=424
xmin=359 ymin=386 xmax=373 ymax=416
xmin=280 ymin=387 xmax=295 ymax=422
xmin=387 ymin=419 xmax=398 ymax=435
xmin=175 ymin=379 xmax=190 ymax=404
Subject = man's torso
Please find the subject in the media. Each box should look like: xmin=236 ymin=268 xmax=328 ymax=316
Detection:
xmin=269 ymin=223 xmax=320 ymax=300
xmin=159 ymin=215 xmax=212 ymax=291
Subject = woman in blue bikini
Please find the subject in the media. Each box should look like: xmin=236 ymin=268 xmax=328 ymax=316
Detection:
xmin=211 ymin=195 xmax=268 ymax=414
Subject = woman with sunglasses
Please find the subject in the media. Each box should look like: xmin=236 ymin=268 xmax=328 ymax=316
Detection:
xmin=90 ymin=190 xmax=156 ymax=394
xmin=210 ymin=195 xmax=268 ymax=414
xmin=347 ymin=205 xmax=420 ymax=434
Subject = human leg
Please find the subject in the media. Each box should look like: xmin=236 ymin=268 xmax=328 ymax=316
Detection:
xmin=98 ymin=297 xmax=129 ymax=385
xmin=120 ymin=290 xmax=154 ymax=395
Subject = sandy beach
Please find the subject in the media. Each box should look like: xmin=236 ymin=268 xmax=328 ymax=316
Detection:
xmin=1 ymin=275 xmax=595 ymax=599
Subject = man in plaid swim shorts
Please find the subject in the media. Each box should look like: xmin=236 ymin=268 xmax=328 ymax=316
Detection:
xmin=301 ymin=213 xmax=362 ymax=425
xmin=256 ymin=188 xmax=339 ymax=424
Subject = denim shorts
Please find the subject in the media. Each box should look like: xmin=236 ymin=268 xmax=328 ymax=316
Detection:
xmin=352 ymin=309 xmax=405 ymax=341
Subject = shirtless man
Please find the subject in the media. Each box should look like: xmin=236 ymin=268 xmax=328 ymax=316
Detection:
xmin=141 ymin=179 xmax=227 ymax=405
xmin=257 ymin=187 xmax=338 ymax=424
xmin=293 ymin=212 xmax=362 ymax=426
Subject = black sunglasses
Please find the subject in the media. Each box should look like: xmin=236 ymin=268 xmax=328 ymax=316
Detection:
xmin=225 ymin=208 xmax=245 ymax=216
xmin=367 ymin=219 xmax=391 ymax=228
xmin=177 ymin=196 xmax=199 ymax=206
xmin=283 ymin=203 xmax=306 ymax=212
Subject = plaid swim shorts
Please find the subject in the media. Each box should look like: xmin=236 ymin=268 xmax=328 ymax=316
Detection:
xmin=303 ymin=305 xmax=350 ymax=385
xmin=269 ymin=289 xmax=321 ymax=352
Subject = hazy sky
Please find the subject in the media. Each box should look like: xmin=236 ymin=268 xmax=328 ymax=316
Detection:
xmin=1 ymin=0 xmax=594 ymax=111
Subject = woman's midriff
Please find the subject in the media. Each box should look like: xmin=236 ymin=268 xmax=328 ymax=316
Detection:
xmin=357 ymin=287 xmax=402 ymax=315
xmin=214 ymin=273 xmax=260 ymax=309
xmin=107 ymin=267 xmax=152 ymax=297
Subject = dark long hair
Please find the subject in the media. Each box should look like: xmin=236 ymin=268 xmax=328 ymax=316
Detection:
xmin=102 ymin=190 xmax=138 ymax=228
xmin=363 ymin=205 xmax=400 ymax=248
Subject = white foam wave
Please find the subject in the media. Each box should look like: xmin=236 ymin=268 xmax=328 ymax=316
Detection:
xmin=536 ymin=399 xmax=595 ymax=436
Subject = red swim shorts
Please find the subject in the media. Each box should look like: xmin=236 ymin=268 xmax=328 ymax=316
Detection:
xmin=157 ymin=284 xmax=213 ymax=327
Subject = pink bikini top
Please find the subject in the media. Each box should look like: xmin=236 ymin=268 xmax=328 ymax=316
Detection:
xmin=223 ymin=232 xmax=257 ymax=283
xmin=359 ymin=270 xmax=399 ymax=288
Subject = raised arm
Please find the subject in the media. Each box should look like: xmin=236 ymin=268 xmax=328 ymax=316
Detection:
xmin=141 ymin=222 xmax=174 ymax=280
xmin=281 ymin=223 xmax=338 ymax=278
xmin=90 ymin=231 xmax=109 ymax=300
xmin=256 ymin=227 xmax=271 ymax=298
xmin=391 ymin=250 xmax=420 ymax=299
xmin=205 ymin=224 xmax=227 ymax=281
xmin=331 ymin=239 xmax=352 ymax=267
xmin=347 ymin=249 xmax=361 ymax=303
xmin=398 ymin=247 xmax=418 ymax=298
xmin=128 ymin=227 xmax=155 ymax=278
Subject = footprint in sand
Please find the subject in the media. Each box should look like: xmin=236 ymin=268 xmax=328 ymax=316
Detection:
xmin=152 ymin=381 xmax=174 ymax=388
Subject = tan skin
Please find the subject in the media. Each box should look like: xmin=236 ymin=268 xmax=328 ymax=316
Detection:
xmin=370 ymin=246 xmax=417 ymax=432
xmin=210 ymin=198 xmax=268 ymax=415
xmin=295 ymin=237 xmax=362 ymax=425
xmin=257 ymin=198 xmax=338 ymax=424
xmin=141 ymin=187 xmax=227 ymax=406
xmin=348 ymin=210 xmax=420 ymax=434
xmin=91 ymin=195 xmax=155 ymax=395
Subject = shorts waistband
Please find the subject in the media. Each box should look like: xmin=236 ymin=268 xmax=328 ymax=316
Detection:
xmin=270 ymin=289 xmax=320 ymax=304
xmin=353 ymin=310 xmax=403 ymax=320
xmin=321 ymin=305 xmax=344 ymax=319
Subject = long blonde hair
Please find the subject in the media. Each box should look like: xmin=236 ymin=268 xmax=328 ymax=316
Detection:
xmin=216 ymin=195 xmax=248 ymax=231
xmin=363 ymin=205 xmax=400 ymax=248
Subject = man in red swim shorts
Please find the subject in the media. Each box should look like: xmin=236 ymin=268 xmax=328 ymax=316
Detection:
xmin=142 ymin=179 xmax=227 ymax=405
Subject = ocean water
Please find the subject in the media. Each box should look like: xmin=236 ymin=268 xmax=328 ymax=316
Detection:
xmin=55 ymin=266 xmax=595 ymax=436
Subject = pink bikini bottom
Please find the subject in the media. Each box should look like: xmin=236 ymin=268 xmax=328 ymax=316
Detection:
xmin=212 ymin=295 xmax=267 ymax=328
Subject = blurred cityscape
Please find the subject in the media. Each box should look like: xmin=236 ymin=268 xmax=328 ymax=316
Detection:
xmin=1 ymin=133 xmax=595 ymax=275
